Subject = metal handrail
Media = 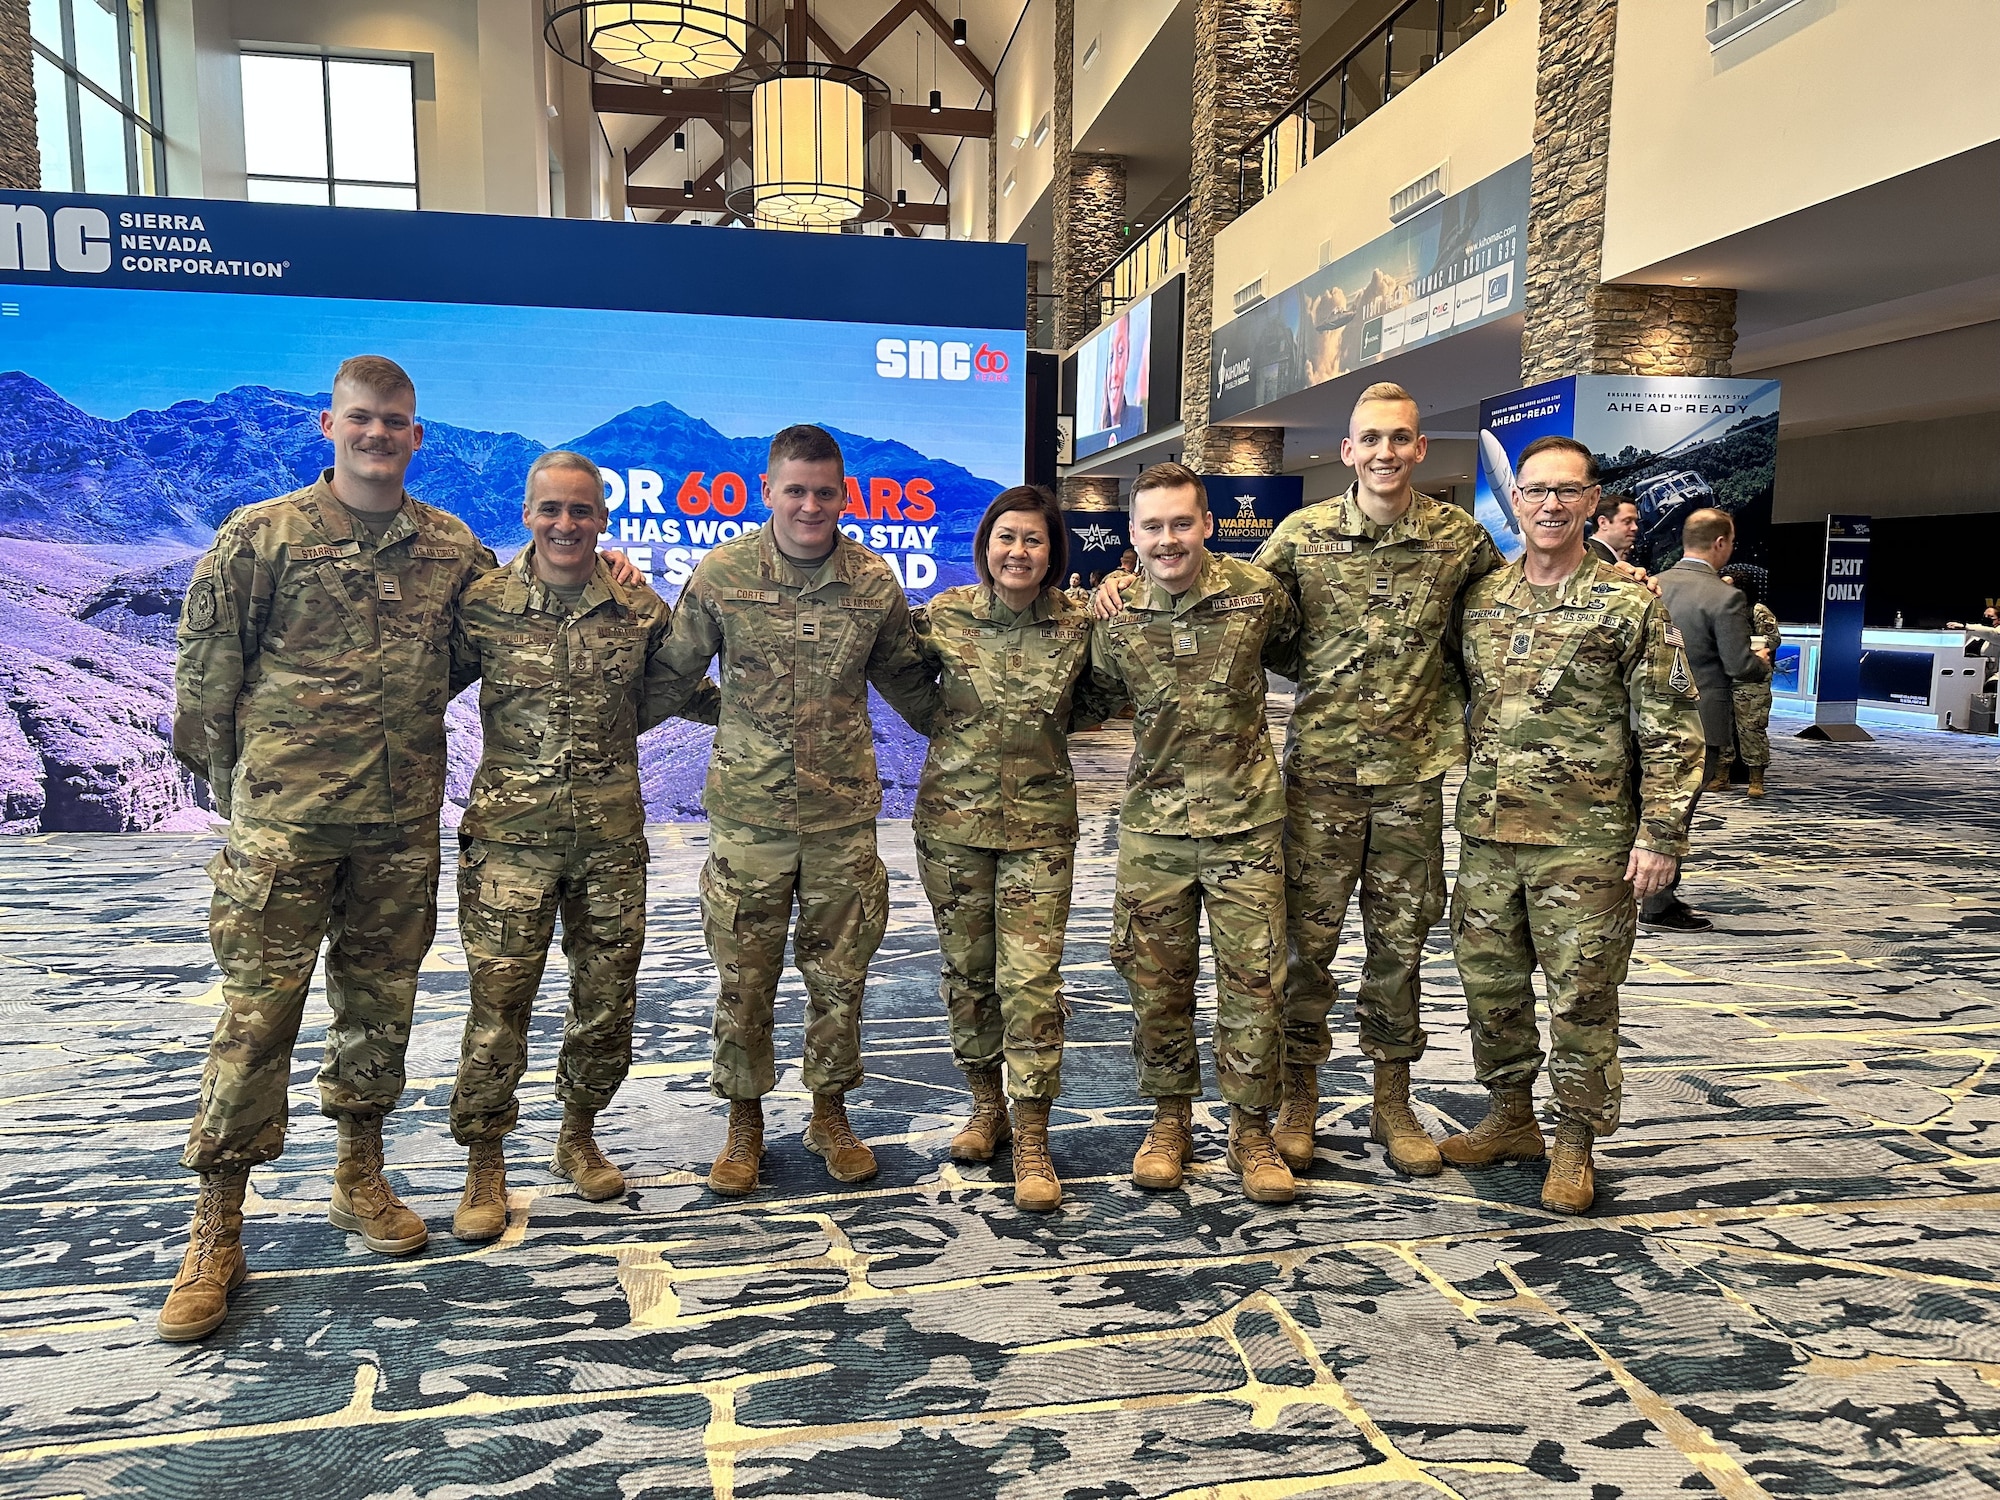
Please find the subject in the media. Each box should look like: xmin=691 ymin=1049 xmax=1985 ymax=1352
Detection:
xmin=1236 ymin=0 xmax=1505 ymax=211
xmin=1091 ymin=195 xmax=1190 ymax=331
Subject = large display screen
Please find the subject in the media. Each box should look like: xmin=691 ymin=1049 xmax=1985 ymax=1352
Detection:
xmin=0 ymin=191 xmax=1025 ymax=833
xmin=1061 ymin=273 xmax=1183 ymax=462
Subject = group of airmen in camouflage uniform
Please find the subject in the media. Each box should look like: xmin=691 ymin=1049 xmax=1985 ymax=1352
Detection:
xmin=155 ymin=360 xmax=1704 ymax=1344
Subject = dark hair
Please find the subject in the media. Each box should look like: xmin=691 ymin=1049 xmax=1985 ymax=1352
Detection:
xmin=333 ymin=354 xmax=414 ymax=402
xmin=1516 ymin=434 xmax=1599 ymax=484
xmin=1132 ymin=460 xmax=1208 ymax=512
xmin=1594 ymin=491 xmax=1638 ymax=523
xmin=973 ymin=484 xmax=1067 ymax=592
xmin=767 ymin=423 xmax=844 ymax=477
xmin=1682 ymin=507 xmax=1735 ymax=552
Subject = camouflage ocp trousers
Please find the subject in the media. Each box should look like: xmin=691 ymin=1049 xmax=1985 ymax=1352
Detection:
xmin=450 ymin=835 xmax=649 ymax=1144
xmin=1282 ymin=772 xmax=1446 ymax=1066
xmin=1109 ymin=822 xmax=1286 ymax=1109
xmin=182 ymin=813 xmax=441 ymax=1173
xmin=1450 ymin=836 xmax=1636 ymax=1134
xmin=700 ymin=812 xmax=888 ymax=1100
xmin=914 ymin=835 xmax=1074 ymax=1100
xmin=1733 ymin=681 xmax=1774 ymax=768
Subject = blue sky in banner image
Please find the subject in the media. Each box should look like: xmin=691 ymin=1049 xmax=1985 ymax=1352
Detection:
xmin=0 ymin=284 xmax=1024 ymax=486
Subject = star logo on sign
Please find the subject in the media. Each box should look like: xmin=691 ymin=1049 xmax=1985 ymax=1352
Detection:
xmin=1075 ymin=524 xmax=1122 ymax=552
xmin=1234 ymin=495 xmax=1260 ymax=519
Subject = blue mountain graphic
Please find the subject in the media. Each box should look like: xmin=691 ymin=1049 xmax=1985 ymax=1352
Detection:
xmin=0 ymin=373 xmax=1001 ymax=551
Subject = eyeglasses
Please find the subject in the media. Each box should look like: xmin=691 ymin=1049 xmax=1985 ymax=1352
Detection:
xmin=1517 ymin=483 xmax=1599 ymax=504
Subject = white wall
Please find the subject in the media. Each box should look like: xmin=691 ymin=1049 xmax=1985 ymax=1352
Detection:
xmin=949 ymin=135 xmax=991 ymax=240
xmin=156 ymin=0 xmax=553 ymax=215
xmin=1210 ymin=0 xmax=1536 ymax=331
xmin=1070 ymin=0 xmax=1179 ymax=142
xmin=993 ymin=0 xmax=1054 ymax=243
xmin=1603 ymin=0 xmax=2000 ymax=280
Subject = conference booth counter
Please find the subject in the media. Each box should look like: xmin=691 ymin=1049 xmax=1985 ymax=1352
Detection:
xmin=1771 ymin=625 xmax=1991 ymax=732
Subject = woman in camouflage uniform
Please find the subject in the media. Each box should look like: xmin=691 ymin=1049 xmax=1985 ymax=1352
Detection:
xmin=910 ymin=487 xmax=1118 ymax=1211
xmin=1723 ymin=572 xmax=1781 ymax=797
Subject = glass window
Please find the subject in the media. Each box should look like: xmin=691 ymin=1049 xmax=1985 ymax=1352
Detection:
xmin=29 ymin=0 xmax=164 ymax=196
xmin=242 ymin=53 xmax=419 ymax=210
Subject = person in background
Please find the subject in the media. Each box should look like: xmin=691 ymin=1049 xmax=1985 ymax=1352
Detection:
xmin=908 ymin=486 xmax=1117 ymax=1212
xmin=1720 ymin=570 xmax=1780 ymax=798
xmin=1587 ymin=494 xmax=1641 ymax=566
xmin=1644 ymin=508 xmax=1771 ymax=932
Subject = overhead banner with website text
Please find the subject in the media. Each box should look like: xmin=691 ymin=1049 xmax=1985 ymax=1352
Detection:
xmin=1209 ymin=156 xmax=1528 ymax=421
xmin=0 ymin=190 xmax=1024 ymax=832
xmin=1473 ymin=374 xmax=1780 ymax=573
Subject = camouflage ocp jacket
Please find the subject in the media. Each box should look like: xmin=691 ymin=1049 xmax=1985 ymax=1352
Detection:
xmin=647 ymin=526 xmax=941 ymax=834
xmin=910 ymin=584 xmax=1121 ymax=851
xmin=450 ymin=547 xmax=721 ymax=846
xmin=1086 ymin=552 xmax=1299 ymax=839
xmin=173 ymin=473 xmax=496 ymax=825
xmin=1455 ymin=554 xmax=1705 ymax=856
xmin=1255 ymin=485 xmax=1503 ymax=787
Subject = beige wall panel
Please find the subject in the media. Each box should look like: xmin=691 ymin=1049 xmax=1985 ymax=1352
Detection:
xmin=1603 ymin=0 xmax=2000 ymax=280
xmin=995 ymin=0 xmax=1055 ymax=242
xmin=1070 ymin=0 xmax=1180 ymax=142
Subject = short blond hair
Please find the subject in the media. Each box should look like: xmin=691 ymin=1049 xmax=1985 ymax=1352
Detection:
xmin=1682 ymin=507 xmax=1735 ymax=552
xmin=332 ymin=354 xmax=414 ymax=402
xmin=1352 ymin=381 xmax=1420 ymax=433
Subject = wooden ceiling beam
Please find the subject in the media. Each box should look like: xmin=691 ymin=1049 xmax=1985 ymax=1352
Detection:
xmin=888 ymin=102 xmax=990 ymax=135
xmin=898 ymin=132 xmax=949 ymax=189
xmin=624 ymin=115 xmax=685 ymax=175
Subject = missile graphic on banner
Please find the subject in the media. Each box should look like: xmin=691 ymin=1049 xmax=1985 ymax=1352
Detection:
xmin=1478 ymin=428 xmax=1522 ymax=535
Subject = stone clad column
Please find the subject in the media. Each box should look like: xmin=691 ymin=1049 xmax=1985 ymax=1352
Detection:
xmin=1052 ymin=0 xmax=1127 ymax=350
xmin=0 ymin=0 xmax=40 ymax=189
xmin=1183 ymin=0 xmax=1299 ymax=475
xmin=1522 ymin=0 xmax=1736 ymax=379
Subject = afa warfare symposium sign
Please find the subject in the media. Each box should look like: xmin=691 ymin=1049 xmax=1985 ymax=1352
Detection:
xmin=0 ymin=193 xmax=1025 ymax=833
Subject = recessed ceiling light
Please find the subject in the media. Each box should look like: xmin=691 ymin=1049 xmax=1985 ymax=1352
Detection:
xmin=1682 ymin=274 xmax=1699 ymax=282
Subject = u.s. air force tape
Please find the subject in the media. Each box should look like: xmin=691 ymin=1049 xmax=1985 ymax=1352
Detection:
xmin=411 ymin=544 xmax=462 ymax=560
xmin=1210 ymin=593 xmax=1265 ymax=611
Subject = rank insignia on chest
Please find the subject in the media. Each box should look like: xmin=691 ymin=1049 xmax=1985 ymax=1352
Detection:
xmin=1508 ymin=631 xmax=1533 ymax=658
xmin=1370 ymin=575 xmax=1392 ymax=596
xmin=797 ymin=615 xmax=820 ymax=641
xmin=1173 ymin=629 xmax=1199 ymax=658
xmin=378 ymin=575 xmax=402 ymax=602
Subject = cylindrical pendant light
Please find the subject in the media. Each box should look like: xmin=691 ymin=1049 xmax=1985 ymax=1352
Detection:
xmin=544 ymin=1 xmax=780 ymax=85
xmin=750 ymin=73 xmax=866 ymax=226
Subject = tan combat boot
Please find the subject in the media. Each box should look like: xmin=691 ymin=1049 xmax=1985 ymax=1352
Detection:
xmin=329 ymin=1114 xmax=429 ymax=1254
xmin=157 ymin=1168 xmax=249 ymax=1342
xmin=1542 ymin=1117 xmax=1596 ymax=1214
xmin=1010 ymin=1098 xmax=1062 ymax=1212
xmin=1272 ymin=1061 xmax=1319 ymax=1173
xmin=1226 ymin=1107 xmax=1297 ymax=1205
xmin=708 ymin=1098 xmax=764 ymax=1197
xmin=453 ymin=1140 xmax=508 ymax=1243
xmin=552 ymin=1105 xmax=627 ymax=1201
xmin=1746 ymin=767 xmax=1766 ymax=798
xmin=1439 ymin=1085 xmax=1546 ymax=1168
xmin=1701 ymin=765 xmax=1732 ymax=794
xmin=805 ymin=1091 xmax=879 ymax=1183
xmin=950 ymin=1067 xmax=1011 ymax=1162
xmin=1369 ymin=1060 xmax=1443 ymax=1177
xmin=1130 ymin=1095 xmax=1194 ymax=1191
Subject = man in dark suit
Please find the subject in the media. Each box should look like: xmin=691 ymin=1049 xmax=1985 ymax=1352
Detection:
xmin=1587 ymin=494 xmax=1640 ymax=566
xmin=1642 ymin=508 xmax=1772 ymax=931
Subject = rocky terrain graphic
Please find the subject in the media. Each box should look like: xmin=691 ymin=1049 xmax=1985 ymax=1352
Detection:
xmin=0 ymin=373 xmax=992 ymax=832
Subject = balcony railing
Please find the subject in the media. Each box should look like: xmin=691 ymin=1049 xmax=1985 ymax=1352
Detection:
xmin=1240 ymin=0 xmax=1505 ymax=207
xmin=1092 ymin=197 xmax=1189 ymax=332
xmin=1028 ymin=291 xmax=1059 ymax=352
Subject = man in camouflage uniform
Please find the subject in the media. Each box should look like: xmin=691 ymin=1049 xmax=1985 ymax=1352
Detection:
xmin=648 ymin=425 xmax=940 ymax=1197
xmin=1088 ymin=461 xmax=1302 ymax=1205
xmin=1251 ymin=383 xmax=1503 ymax=1177
xmin=911 ymin=486 xmax=1123 ymax=1212
xmin=1442 ymin=434 xmax=1704 ymax=1214
xmin=1722 ymin=571 xmax=1781 ymax=797
xmin=161 ymin=356 xmax=499 ymax=1340
xmin=444 ymin=452 xmax=720 ymax=1242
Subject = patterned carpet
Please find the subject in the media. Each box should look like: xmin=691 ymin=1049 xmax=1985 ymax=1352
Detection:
xmin=3 ymin=708 xmax=2000 ymax=1498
